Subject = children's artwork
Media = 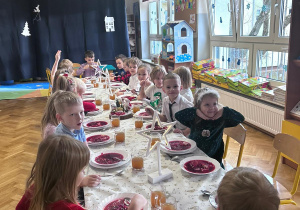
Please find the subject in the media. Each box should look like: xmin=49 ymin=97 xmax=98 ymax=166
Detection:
xmin=33 ymin=5 xmax=41 ymax=22
xmin=189 ymin=14 xmax=195 ymax=24
xmin=104 ymin=16 xmax=115 ymax=32
xmin=21 ymin=22 xmax=31 ymax=37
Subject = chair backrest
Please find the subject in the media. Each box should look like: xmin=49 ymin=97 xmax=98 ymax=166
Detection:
xmin=273 ymin=133 xmax=300 ymax=164
xmin=46 ymin=68 xmax=51 ymax=84
xmin=73 ymin=63 xmax=81 ymax=68
xmin=224 ymin=123 xmax=246 ymax=145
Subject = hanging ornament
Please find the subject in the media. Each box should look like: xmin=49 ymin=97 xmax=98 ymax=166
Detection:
xmin=220 ymin=17 xmax=222 ymax=23
xmin=33 ymin=5 xmax=41 ymax=22
xmin=237 ymin=59 xmax=241 ymax=65
xmin=212 ymin=4 xmax=215 ymax=9
xmin=246 ymin=3 xmax=250 ymax=10
xmin=21 ymin=21 xmax=31 ymax=37
xmin=262 ymin=5 xmax=269 ymax=12
xmin=227 ymin=58 xmax=231 ymax=63
xmin=222 ymin=56 xmax=224 ymax=62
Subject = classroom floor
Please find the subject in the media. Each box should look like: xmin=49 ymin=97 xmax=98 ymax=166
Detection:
xmin=0 ymin=97 xmax=299 ymax=210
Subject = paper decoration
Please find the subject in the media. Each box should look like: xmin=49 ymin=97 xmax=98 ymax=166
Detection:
xmin=189 ymin=14 xmax=195 ymax=24
xmin=237 ymin=59 xmax=241 ymax=66
xmin=246 ymin=3 xmax=251 ymax=10
xmin=220 ymin=17 xmax=222 ymax=23
xmin=104 ymin=16 xmax=115 ymax=32
xmin=21 ymin=22 xmax=31 ymax=37
xmin=33 ymin=5 xmax=41 ymax=22
xmin=212 ymin=4 xmax=215 ymax=9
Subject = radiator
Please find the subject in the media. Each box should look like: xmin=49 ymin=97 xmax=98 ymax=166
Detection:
xmin=202 ymin=84 xmax=284 ymax=135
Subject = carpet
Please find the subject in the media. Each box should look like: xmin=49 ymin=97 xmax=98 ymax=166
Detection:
xmin=0 ymin=82 xmax=49 ymax=100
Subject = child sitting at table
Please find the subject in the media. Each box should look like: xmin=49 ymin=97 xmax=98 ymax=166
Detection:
xmin=113 ymin=54 xmax=126 ymax=77
xmin=16 ymin=135 xmax=146 ymax=210
xmin=76 ymin=50 xmax=101 ymax=78
xmin=113 ymin=58 xmax=131 ymax=85
xmin=146 ymin=73 xmax=193 ymax=135
xmin=128 ymin=57 xmax=142 ymax=92
xmin=41 ymin=90 xmax=63 ymax=139
xmin=50 ymin=50 xmax=74 ymax=84
xmin=74 ymin=77 xmax=86 ymax=98
xmin=217 ymin=167 xmax=279 ymax=210
xmin=175 ymin=87 xmax=244 ymax=165
xmin=141 ymin=65 xmax=167 ymax=110
xmin=173 ymin=66 xmax=194 ymax=103
xmin=137 ymin=64 xmax=153 ymax=99
xmin=52 ymin=73 xmax=76 ymax=94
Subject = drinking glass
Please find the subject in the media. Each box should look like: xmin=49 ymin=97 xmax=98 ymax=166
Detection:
xmin=151 ymin=133 xmax=161 ymax=147
xmin=103 ymin=100 xmax=110 ymax=110
xmin=151 ymin=186 xmax=166 ymax=208
xmin=135 ymin=116 xmax=143 ymax=129
xmin=110 ymin=94 xmax=116 ymax=100
xmin=132 ymin=105 xmax=140 ymax=113
xmin=111 ymin=115 xmax=120 ymax=127
xmin=115 ymin=128 xmax=125 ymax=142
xmin=161 ymin=196 xmax=177 ymax=210
xmin=131 ymin=151 xmax=144 ymax=170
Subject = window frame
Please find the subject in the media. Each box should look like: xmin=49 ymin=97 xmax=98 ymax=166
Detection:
xmin=237 ymin=0 xmax=277 ymax=43
xmin=252 ymin=43 xmax=288 ymax=84
xmin=210 ymin=41 xmax=254 ymax=75
xmin=273 ymin=0 xmax=291 ymax=44
xmin=207 ymin=0 xmax=237 ymax=42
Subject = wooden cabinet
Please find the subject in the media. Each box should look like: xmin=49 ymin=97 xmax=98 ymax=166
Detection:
xmin=282 ymin=0 xmax=300 ymax=169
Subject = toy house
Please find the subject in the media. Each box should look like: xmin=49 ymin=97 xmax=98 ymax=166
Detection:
xmin=104 ymin=16 xmax=115 ymax=32
xmin=161 ymin=20 xmax=194 ymax=64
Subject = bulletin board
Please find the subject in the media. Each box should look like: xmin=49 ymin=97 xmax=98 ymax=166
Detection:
xmin=175 ymin=0 xmax=197 ymax=31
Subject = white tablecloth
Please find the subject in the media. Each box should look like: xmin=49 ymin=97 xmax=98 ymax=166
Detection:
xmin=83 ymin=83 xmax=225 ymax=210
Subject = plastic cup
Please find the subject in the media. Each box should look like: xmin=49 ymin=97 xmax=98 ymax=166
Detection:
xmin=111 ymin=115 xmax=120 ymax=127
xmin=132 ymin=151 xmax=144 ymax=170
xmin=115 ymin=128 xmax=125 ymax=142
xmin=135 ymin=116 xmax=143 ymax=129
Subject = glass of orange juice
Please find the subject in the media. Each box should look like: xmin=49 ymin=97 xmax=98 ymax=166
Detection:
xmin=135 ymin=116 xmax=143 ymax=129
xmin=151 ymin=187 xmax=166 ymax=208
xmin=151 ymin=133 xmax=161 ymax=147
xmin=91 ymin=78 xmax=96 ymax=84
xmin=131 ymin=151 xmax=144 ymax=170
xmin=111 ymin=115 xmax=120 ymax=127
xmin=93 ymin=82 xmax=99 ymax=88
xmin=103 ymin=100 xmax=110 ymax=110
xmin=95 ymin=98 xmax=102 ymax=106
xmin=161 ymin=197 xmax=177 ymax=210
xmin=109 ymin=94 xmax=115 ymax=100
xmin=132 ymin=105 xmax=140 ymax=113
xmin=115 ymin=128 xmax=125 ymax=143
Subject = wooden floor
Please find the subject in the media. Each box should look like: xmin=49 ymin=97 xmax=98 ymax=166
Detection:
xmin=0 ymin=97 xmax=299 ymax=209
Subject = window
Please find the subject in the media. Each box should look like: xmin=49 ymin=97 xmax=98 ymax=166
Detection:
xmin=181 ymin=28 xmax=187 ymax=37
xmin=148 ymin=0 xmax=175 ymax=56
xmin=182 ymin=45 xmax=187 ymax=54
xmin=208 ymin=0 xmax=290 ymax=83
xmin=167 ymin=43 xmax=174 ymax=52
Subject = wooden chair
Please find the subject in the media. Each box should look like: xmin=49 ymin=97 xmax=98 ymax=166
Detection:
xmin=222 ymin=123 xmax=246 ymax=167
xmin=72 ymin=63 xmax=82 ymax=77
xmin=45 ymin=68 xmax=52 ymax=96
xmin=269 ymin=133 xmax=300 ymax=205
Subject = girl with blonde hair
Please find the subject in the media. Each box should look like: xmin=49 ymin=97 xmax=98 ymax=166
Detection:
xmin=16 ymin=135 xmax=147 ymax=210
xmin=173 ymin=66 xmax=194 ymax=103
xmin=41 ymin=90 xmax=63 ymax=139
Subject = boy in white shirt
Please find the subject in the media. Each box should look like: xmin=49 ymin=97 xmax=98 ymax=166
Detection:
xmin=146 ymin=72 xmax=193 ymax=135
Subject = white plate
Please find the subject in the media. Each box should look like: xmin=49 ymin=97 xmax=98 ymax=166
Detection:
xmin=118 ymin=94 xmax=137 ymax=101
xmin=144 ymin=123 xmax=168 ymax=133
xmin=83 ymin=120 xmax=110 ymax=131
xmin=130 ymin=100 xmax=146 ymax=107
xmin=86 ymin=84 xmax=93 ymax=89
xmin=82 ymin=92 xmax=95 ymax=98
xmin=83 ymin=98 xmax=95 ymax=103
xmin=133 ymin=110 xmax=152 ymax=119
xmin=209 ymin=190 xmax=218 ymax=209
xmin=99 ymin=193 xmax=148 ymax=210
xmin=91 ymin=150 xmax=129 ymax=167
xmin=180 ymin=156 xmax=220 ymax=175
xmin=110 ymin=83 xmax=124 ymax=88
xmin=85 ymin=109 xmax=102 ymax=116
xmin=86 ymin=132 xmax=115 ymax=146
xmin=160 ymin=139 xmax=197 ymax=155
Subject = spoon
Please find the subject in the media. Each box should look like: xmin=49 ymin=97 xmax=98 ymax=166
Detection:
xmin=201 ymin=190 xmax=212 ymax=196
xmin=124 ymin=197 xmax=131 ymax=206
xmin=112 ymin=157 xmax=126 ymax=161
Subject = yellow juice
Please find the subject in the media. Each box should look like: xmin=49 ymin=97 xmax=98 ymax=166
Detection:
xmin=132 ymin=157 xmax=144 ymax=170
xmin=116 ymin=132 xmax=125 ymax=142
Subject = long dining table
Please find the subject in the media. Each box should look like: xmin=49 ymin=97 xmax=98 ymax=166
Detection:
xmin=83 ymin=80 xmax=225 ymax=210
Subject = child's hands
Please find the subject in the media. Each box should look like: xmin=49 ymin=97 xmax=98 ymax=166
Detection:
xmin=140 ymin=80 xmax=146 ymax=87
xmin=55 ymin=50 xmax=61 ymax=61
xmin=83 ymin=64 xmax=90 ymax=70
xmin=80 ymin=175 xmax=101 ymax=187
xmin=128 ymin=194 xmax=147 ymax=210
xmin=211 ymin=105 xmax=224 ymax=120
xmin=131 ymin=89 xmax=136 ymax=94
xmin=173 ymin=128 xmax=183 ymax=134
xmin=196 ymin=109 xmax=211 ymax=120
xmin=145 ymin=106 xmax=154 ymax=116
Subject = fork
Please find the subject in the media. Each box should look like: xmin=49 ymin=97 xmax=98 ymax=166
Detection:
xmin=102 ymin=169 xmax=125 ymax=177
